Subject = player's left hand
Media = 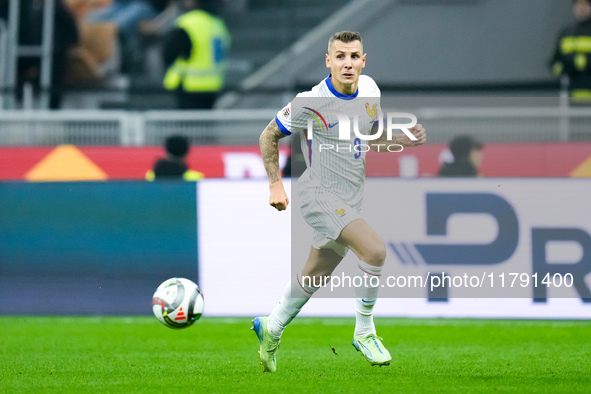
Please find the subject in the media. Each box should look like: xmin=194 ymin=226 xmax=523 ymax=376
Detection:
xmin=404 ymin=124 xmax=426 ymax=147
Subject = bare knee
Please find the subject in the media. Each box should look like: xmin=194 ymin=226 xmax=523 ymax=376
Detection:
xmin=359 ymin=239 xmax=387 ymax=267
xmin=337 ymin=219 xmax=387 ymax=267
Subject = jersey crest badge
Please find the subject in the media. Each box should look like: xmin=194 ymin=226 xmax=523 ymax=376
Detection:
xmin=365 ymin=103 xmax=377 ymax=117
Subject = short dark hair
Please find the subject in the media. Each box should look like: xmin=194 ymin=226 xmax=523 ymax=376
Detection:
xmin=328 ymin=31 xmax=362 ymax=52
xmin=449 ymin=135 xmax=474 ymax=158
xmin=165 ymin=135 xmax=190 ymax=158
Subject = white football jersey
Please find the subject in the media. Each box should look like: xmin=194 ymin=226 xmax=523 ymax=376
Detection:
xmin=275 ymin=74 xmax=381 ymax=208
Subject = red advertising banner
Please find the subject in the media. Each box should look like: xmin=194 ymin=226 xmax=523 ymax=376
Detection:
xmin=366 ymin=143 xmax=591 ymax=178
xmin=0 ymin=143 xmax=589 ymax=181
xmin=0 ymin=146 xmax=291 ymax=181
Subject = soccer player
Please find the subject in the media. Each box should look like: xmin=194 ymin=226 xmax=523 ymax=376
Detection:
xmin=252 ymin=31 xmax=426 ymax=372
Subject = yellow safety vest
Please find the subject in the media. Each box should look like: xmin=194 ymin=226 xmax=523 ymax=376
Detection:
xmin=146 ymin=169 xmax=205 ymax=182
xmin=163 ymin=10 xmax=230 ymax=92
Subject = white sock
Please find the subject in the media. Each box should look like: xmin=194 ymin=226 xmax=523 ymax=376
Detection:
xmin=354 ymin=261 xmax=383 ymax=337
xmin=267 ymin=272 xmax=319 ymax=339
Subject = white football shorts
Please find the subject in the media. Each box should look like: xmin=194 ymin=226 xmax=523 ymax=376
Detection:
xmin=299 ymin=188 xmax=361 ymax=257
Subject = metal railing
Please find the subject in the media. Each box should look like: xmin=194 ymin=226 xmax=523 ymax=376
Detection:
xmin=1 ymin=106 xmax=591 ymax=146
xmin=411 ymin=106 xmax=591 ymax=143
xmin=0 ymin=109 xmax=276 ymax=146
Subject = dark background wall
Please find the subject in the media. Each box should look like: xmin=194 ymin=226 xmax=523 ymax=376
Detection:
xmin=0 ymin=182 xmax=198 ymax=315
xmin=298 ymin=0 xmax=572 ymax=86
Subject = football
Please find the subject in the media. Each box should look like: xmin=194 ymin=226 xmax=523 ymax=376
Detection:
xmin=152 ymin=277 xmax=204 ymax=329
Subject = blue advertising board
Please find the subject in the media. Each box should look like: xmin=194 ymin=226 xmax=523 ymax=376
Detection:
xmin=0 ymin=182 xmax=198 ymax=315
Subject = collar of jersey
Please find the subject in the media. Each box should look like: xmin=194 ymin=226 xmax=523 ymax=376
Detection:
xmin=325 ymin=75 xmax=359 ymax=100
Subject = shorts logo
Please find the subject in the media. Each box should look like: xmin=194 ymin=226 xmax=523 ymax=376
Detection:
xmin=336 ymin=208 xmax=345 ymax=216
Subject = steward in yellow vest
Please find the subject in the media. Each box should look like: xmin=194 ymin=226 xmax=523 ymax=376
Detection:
xmin=163 ymin=2 xmax=230 ymax=109
xmin=146 ymin=135 xmax=204 ymax=181
xmin=550 ymin=0 xmax=591 ymax=103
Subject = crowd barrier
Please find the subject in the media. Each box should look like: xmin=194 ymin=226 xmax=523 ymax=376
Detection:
xmin=1 ymin=105 xmax=591 ymax=147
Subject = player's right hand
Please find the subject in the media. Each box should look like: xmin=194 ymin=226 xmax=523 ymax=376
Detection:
xmin=405 ymin=123 xmax=427 ymax=147
xmin=269 ymin=180 xmax=289 ymax=211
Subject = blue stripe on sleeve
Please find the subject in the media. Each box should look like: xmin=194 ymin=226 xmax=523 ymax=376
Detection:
xmin=275 ymin=115 xmax=292 ymax=135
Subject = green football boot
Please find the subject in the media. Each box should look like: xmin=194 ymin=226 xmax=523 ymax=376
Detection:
xmin=251 ymin=317 xmax=280 ymax=372
xmin=352 ymin=334 xmax=392 ymax=366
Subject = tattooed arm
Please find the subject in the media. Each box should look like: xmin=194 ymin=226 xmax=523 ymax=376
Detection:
xmin=260 ymin=118 xmax=289 ymax=211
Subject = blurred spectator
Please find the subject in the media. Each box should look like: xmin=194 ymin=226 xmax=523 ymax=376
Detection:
xmin=438 ymin=136 xmax=483 ymax=177
xmin=469 ymin=140 xmax=484 ymax=175
xmin=0 ymin=0 xmax=7 ymax=21
xmin=85 ymin=0 xmax=170 ymax=73
xmin=138 ymin=0 xmax=180 ymax=37
xmin=17 ymin=0 xmax=79 ymax=109
xmin=146 ymin=135 xmax=204 ymax=181
xmin=550 ymin=0 xmax=591 ymax=103
xmin=162 ymin=0 xmax=230 ymax=109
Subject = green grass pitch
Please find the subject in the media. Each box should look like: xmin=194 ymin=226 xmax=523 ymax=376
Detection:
xmin=1 ymin=317 xmax=590 ymax=393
